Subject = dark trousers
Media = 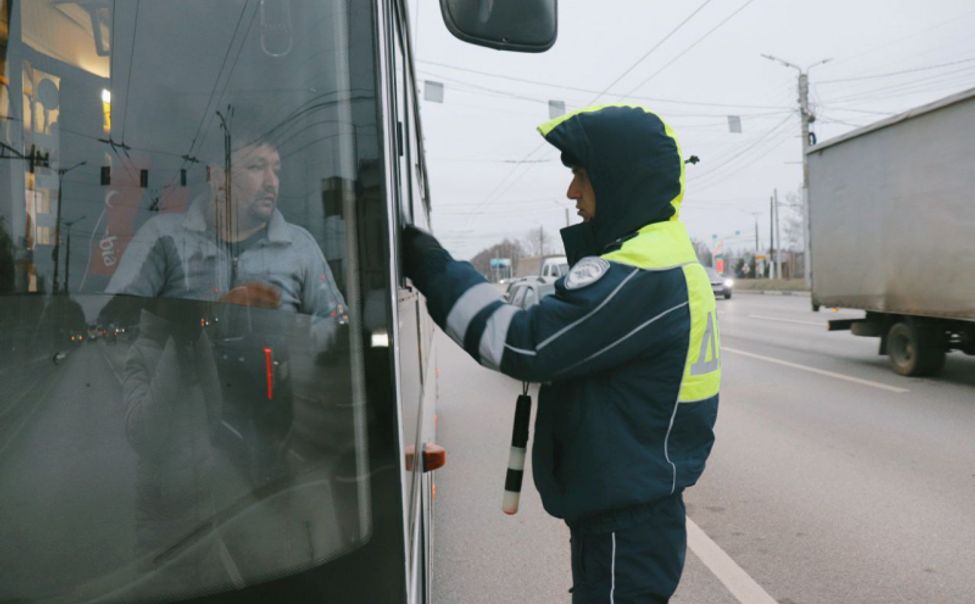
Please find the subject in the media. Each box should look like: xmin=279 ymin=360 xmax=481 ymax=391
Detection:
xmin=569 ymin=493 xmax=687 ymax=603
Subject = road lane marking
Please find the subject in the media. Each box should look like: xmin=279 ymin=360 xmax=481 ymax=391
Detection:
xmin=687 ymin=518 xmax=778 ymax=604
xmin=217 ymin=538 xmax=246 ymax=589
xmin=723 ymin=347 xmax=909 ymax=393
xmin=97 ymin=341 xmax=124 ymax=385
xmin=0 ymin=383 xmax=41 ymax=421
xmin=0 ymin=373 xmax=60 ymax=457
xmin=0 ymin=356 xmax=47 ymax=375
xmin=747 ymin=314 xmax=825 ymax=327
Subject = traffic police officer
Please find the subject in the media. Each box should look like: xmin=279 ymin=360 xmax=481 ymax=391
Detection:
xmin=403 ymin=104 xmax=720 ymax=603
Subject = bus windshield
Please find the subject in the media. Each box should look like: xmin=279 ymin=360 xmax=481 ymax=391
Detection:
xmin=0 ymin=1 xmax=393 ymax=601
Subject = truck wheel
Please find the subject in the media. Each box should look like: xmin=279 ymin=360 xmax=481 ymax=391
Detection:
xmin=724 ymin=291 xmax=732 ymax=299
xmin=886 ymin=321 xmax=946 ymax=377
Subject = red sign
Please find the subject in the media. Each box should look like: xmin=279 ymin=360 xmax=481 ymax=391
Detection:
xmin=85 ymin=166 xmax=189 ymax=279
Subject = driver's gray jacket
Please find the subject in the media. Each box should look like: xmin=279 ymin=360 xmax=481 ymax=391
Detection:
xmin=106 ymin=200 xmax=344 ymax=319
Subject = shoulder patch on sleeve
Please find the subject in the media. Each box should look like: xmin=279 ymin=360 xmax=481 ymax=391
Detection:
xmin=563 ymin=257 xmax=610 ymax=290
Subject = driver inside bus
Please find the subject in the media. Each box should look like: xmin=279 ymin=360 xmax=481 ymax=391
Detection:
xmin=106 ymin=132 xmax=346 ymax=334
xmin=104 ymin=123 xmax=348 ymax=576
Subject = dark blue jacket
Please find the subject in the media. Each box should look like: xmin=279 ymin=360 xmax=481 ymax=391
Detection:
xmin=407 ymin=105 xmax=720 ymax=529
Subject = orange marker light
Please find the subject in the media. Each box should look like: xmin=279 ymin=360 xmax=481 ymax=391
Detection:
xmin=264 ymin=347 xmax=274 ymax=400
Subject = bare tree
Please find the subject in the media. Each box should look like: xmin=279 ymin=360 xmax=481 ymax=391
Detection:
xmin=470 ymin=238 xmax=527 ymax=280
xmin=781 ymin=188 xmax=805 ymax=252
xmin=523 ymin=226 xmax=553 ymax=257
xmin=691 ymin=239 xmax=713 ymax=266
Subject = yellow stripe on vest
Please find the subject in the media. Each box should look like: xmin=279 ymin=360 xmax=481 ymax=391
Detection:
xmin=602 ymin=221 xmax=697 ymax=269
xmin=679 ymin=263 xmax=721 ymax=402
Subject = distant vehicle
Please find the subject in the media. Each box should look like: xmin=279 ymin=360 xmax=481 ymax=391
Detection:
xmin=705 ymin=267 xmax=733 ymax=299
xmin=540 ymin=256 xmax=569 ymax=279
xmin=506 ymin=276 xmax=558 ymax=308
xmin=514 ymin=255 xmax=569 ymax=278
xmin=503 ymin=276 xmax=527 ymax=297
xmin=808 ymin=88 xmax=975 ymax=376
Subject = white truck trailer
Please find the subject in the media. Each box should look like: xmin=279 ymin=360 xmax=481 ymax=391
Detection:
xmin=808 ymin=87 xmax=975 ymax=376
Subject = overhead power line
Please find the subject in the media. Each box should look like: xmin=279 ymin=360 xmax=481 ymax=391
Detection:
xmin=619 ymin=0 xmax=759 ymax=99
xmin=825 ymin=6 xmax=975 ymax=70
xmin=823 ymin=64 xmax=975 ymax=104
xmin=417 ymin=60 xmax=789 ymax=110
xmin=120 ymin=0 xmax=141 ymax=143
xmin=422 ymin=71 xmax=559 ymax=104
xmin=183 ymin=3 xmax=252 ymax=163
xmin=817 ymin=106 xmax=895 ymax=116
xmin=457 ymin=0 xmax=732 ymax=226
xmin=690 ymin=133 xmax=793 ymax=196
xmin=590 ymin=0 xmax=717 ymax=103
xmin=688 ymin=113 xmax=795 ymax=188
xmin=818 ymin=115 xmax=869 ymax=129
xmin=818 ymin=56 xmax=975 ymax=84
xmin=423 ymin=71 xmax=793 ymax=118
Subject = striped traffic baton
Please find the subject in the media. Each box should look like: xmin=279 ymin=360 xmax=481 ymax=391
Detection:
xmin=502 ymin=384 xmax=532 ymax=515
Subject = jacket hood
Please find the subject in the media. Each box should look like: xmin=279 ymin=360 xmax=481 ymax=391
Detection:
xmin=538 ymin=105 xmax=684 ymax=263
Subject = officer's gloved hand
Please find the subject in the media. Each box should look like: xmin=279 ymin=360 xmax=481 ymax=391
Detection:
xmin=402 ymin=225 xmax=450 ymax=292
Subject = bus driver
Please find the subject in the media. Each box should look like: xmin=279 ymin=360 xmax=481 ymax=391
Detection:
xmin=106 ymin=136 xmax=345 ymax=326
xmin=104 ymin=127 xmax=348 ymax=579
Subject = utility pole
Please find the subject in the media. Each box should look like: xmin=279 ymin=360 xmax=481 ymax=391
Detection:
xmin=749 ymin=211 xmax=761 ymax=252
xmin=52 ymin=160 xmax=87 ymax=294
xmin=565 ymin=208 xmax=570 ymax=227
xmin=216 ymin=105 xmax=235 ymax=243
xmin=62 ymin=215 xmax=86 ymax=293
xmin=762 ymin=54 xmax=830 ymax=285
xmin=769 ymin=195 xmax=775 ymax=279
xmin=774 ymin=188 xmax=782 ymax=280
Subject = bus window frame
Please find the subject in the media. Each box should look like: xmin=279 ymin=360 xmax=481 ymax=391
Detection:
xmin=375 ymin=0 xmax=420 ymax=597
xmin=384 ymin=1 xmax=439 ymax=601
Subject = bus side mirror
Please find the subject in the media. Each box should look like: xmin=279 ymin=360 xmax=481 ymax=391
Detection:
xmin=439 ymin=0 xmax=557 ymax=53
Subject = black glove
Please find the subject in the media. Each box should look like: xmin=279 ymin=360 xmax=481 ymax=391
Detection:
xmin=401 ymin=225 xmax=450 ymax=290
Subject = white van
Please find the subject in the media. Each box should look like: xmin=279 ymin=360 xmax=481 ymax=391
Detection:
xmin=540 ymin=256 xmax=570 ymax=279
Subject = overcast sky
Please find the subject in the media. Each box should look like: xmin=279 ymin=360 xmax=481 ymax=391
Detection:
xmin=407 ymin=0 xmax=975 ymax=260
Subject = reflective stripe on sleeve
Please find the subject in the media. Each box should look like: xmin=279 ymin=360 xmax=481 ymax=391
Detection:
xmin=478 ymin=304 xmax=518 ymax=370
xmin=535 ymin=268 xmax=639 ymax=351
xmin=445 ymin=282 xmax=503 ymax=347
xmin=556 ymin=301 xmax=688 ymax=376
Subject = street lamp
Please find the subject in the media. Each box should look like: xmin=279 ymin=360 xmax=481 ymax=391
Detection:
xmin=761 ymin=54 xmax=831 ymax=287
xmin=52 ymin=160 xmax=87 ymax=294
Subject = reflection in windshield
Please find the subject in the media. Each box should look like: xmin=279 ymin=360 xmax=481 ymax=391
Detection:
xmin=104 ymin=135 xmax=347 ymax=347
xmin=0 ymin=1 xmax=378 ymax=601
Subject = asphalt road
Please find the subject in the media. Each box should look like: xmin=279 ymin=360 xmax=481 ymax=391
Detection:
xmin=0 ymin=340 xmax=137 ymax=599
xmin=432 ymin=292 xmax=975 ymax=603
xmin=0 ymin=332 xmax=364 ymax=602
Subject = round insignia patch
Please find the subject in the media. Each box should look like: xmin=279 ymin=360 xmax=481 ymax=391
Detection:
xmin=563 ymin=257 xmax=610 ymax=290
